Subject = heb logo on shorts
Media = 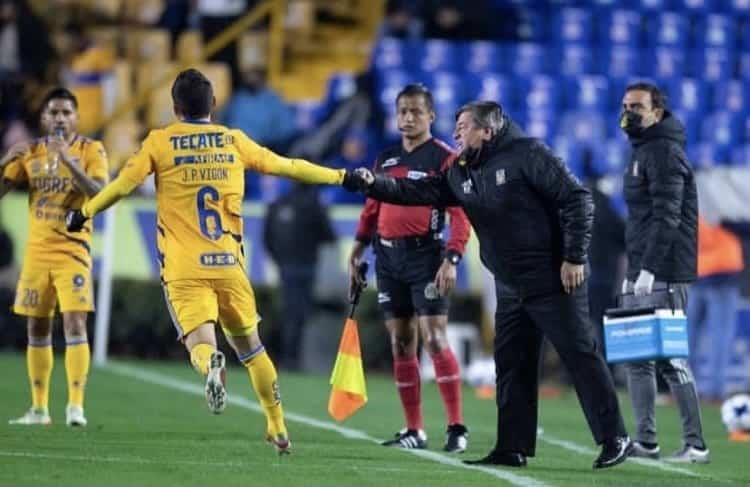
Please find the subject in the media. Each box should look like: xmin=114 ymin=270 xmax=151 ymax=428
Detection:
xmin=72 ymin=274 xmax=85 ymax=290
xmin=200 ymin=252 xmax=237 ymax=266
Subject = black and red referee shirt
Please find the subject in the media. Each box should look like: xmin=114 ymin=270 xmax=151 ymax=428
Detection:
xmin=355 ymin=137 xmax=471 ymax=255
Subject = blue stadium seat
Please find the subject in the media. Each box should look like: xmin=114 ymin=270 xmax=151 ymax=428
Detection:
xmin=730 ymin=0 xmax=750 ymax=14
xmin=559 ymin=110 xmax=608 ymax=147
xmin=375 ymin=69 xmax=416 ymax=110
xmin=701 ymin=111 xmax=742 ymax=147
xmin=671 ymin=109 xmax=700 ymax=143
xmin=599 ymin=9 xmax=642 ymax=47
xmin=558 ymin=44 xmax=595 ymax=76
xmin=422 ymin=71 xmax=464 ymax=137
xmin=673 ymin=0 xmax=718 ymax=14
xmin=741 ymin=22 xmax=750 ymax=51
xmin=509 ymin=43 xmax=547 ymax=76
xmin=372 ymin=37 xmax=412 ymax=71
xmin=664 ymin=78 xmax=709 ymax=113
xmin=552 ymin=135 xmax=585 ymax=178
xmin=739 ymin=52 xmax=750 ymax=79
xmin=730 ymin=144 xmax=750 ymax=166
xmin=592 ymin=138 xmax=631 ymax=176
xmin=463 ymin=41 xmax=503 ymax=74
xmin=418 ymin=40 xmax=460 ymax=73
xmin=690 ymin=47 xmax=735 ymax=81
xmin=647 ymin=12 xmax=689 ymax=47
xmin=713 ymin=80 xmax=748 ymax=112
xmin=516 ymin=8 xmax=547 ymax=42
xmin=524 ymin=110 xmax=557 ymax=142
xmin=688 ymin=142 xmax=727 ymax=169
xmin=517 ymin=75 xmax=560 ymax=112
xmin=464 ymin=72 xmax=517 ymax=109
xmin=695 ymin=14 xmax=736 ymax=49
xmin=552 ymin=8 xmax=593 ymax=44
xmin=601 ymin=45 xmax=640 ymax=78
xmin=636 ymin=0 xmax=674 ymax=10
xmin=650 ymin=46 xmax=687 ymax=80
xmin=565 ymin=75 xmax=609 ymax=111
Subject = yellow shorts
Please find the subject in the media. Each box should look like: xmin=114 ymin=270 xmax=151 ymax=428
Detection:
xmin=163 ymin=277 xmax=260 ymax=340
xmin=14 ymin=262 xmax=94 ymax=318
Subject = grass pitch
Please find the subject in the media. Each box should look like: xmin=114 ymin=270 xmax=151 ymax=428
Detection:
xmin=0 ymin=352 xmax=747 ymax=487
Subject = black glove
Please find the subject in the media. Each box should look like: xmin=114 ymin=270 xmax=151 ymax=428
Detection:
xmin=342 ymin=169 xmax=370 ymax=192
xmin=65 ymin=209 xmax=88 ymax=232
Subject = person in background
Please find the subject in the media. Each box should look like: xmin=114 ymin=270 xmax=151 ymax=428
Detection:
xmin=688 ymin=217 xmax=744 ymax=402
xmin=323 ymin=129 xmax=370 ymax=205
xmin=63 ymin=23 xmax=115 ymax=136
xmin=222 ymin=68 xmax=296 ymax=152
xmin=619 ymin=82 xmax=709 ymax=463
xmin=263 ymin=184 xmax=336 ymax=370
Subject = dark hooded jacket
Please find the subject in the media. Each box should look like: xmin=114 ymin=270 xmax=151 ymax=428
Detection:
xmin=623 ymin=111 xmax=698 ymax=283
xmin=366 ymin=117 xmax=594 ymax=298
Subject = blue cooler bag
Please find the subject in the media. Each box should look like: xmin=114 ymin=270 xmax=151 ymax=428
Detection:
xmin=603 ymin=306 xmax=689 ymax=363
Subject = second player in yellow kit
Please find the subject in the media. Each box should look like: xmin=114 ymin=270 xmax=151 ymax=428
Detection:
xmin=1 ymin=88 xmax=108 ymax=428
xmin=67 ymin=69 xmax=345 ymax=454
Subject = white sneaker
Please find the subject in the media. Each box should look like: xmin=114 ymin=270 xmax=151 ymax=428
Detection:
xmin=9 ymin=408 xmax=51 ymax=425
xmin=629 ymin=441 xmax=660 ymax=459
xmin=65 ymin=405 xmax=87 ymax=427
xmin=205 ymin=351 xmax=227 ymax=414
xmin=665 ymin=445 xmax=710 ymax=464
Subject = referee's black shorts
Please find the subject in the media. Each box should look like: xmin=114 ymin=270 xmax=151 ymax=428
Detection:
xmin=374 ymin=237 xmax=448 ymax=319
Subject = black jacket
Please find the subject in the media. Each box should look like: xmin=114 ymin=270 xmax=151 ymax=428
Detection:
xmin=623 ymin=112 xmax=698 ymax=283
xmin=263 ymin=185 xmax=335 ymax=268
xmin=366 ymin=118 xmax=594 ymax=298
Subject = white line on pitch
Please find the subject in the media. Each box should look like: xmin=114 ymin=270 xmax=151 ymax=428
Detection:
xmin=103 ymin=362 xmax=551 ymax=487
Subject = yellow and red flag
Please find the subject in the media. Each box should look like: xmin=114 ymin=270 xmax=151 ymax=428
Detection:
xmin=328 ymin=318 xmax=368 ymax=422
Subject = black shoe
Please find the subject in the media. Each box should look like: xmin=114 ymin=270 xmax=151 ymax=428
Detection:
xmin=593 ymin=436 xmax=632 ymax=469
xmin=463 ymin=450 xmax=527 ymax=467
xmin=444 ymin=424 xmax=469 ymax=453
xmin=381 ymin=428 xmax=427 ymax=449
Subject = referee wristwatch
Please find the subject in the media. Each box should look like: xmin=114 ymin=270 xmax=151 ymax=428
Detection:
xmin=446 ymin=250 xmax=462 ymax=266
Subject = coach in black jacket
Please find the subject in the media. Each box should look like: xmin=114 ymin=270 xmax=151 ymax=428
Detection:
xmin=619 ymin=83 xmax=708 ymax=463
xmin=343 ymin=101 xmax=631 ymax=470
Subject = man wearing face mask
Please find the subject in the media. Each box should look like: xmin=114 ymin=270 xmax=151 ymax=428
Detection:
xmin=341 ymin=101 xmax=631 ymax=470
xmin=619 ymin=82 xmax=708 ymax=463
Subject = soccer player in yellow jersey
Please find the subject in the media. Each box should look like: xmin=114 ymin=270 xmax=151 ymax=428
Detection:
xmin=66 ymin=69 xmax=347 ymax=454
xmin=0 ymin=88 xmax=108 ymax=427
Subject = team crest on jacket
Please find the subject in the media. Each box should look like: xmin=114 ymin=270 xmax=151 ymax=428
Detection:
xmin=462 ymin=179 xmax=473 ymax=194
xmin=496 ymin=169 xmax=506 ymax=185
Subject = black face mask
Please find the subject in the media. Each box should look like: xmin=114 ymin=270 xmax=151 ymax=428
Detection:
xmin=620 ymin=111 xmax=644 ymax=136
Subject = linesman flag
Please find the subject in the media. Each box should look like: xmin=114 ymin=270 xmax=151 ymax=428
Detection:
xmin=328 ymin=261 xmax=369 ymax=422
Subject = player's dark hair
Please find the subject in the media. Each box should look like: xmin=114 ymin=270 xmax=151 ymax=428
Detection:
xmin=625 ymin=82 xmax=668 ymax=110
xmin=41 ymin=87 xmax=78 ymax=111
xmin=171 ymin=68 xmax=214 ymax=119
xmin=396 ymin=83 xmax=434 ymax=112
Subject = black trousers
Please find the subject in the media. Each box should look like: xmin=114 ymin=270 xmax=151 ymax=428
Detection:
xmin=493 ymin=283 xmax=626 ymax=456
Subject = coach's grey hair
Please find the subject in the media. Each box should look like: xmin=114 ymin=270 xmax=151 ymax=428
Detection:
xmin=455 ymin=101 xmax=505 ymax=134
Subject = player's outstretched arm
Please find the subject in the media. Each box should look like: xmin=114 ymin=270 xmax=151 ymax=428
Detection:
xmin=237 ymin=131 xmax=343 ymax=185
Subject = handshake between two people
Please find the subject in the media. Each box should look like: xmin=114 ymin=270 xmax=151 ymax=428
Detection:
xmin=342 ymin=168 xmax=375 ymax=192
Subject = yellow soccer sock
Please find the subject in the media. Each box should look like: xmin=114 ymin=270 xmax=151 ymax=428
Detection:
xmin=27 ymin=340 xmax=53 ymax=411
xmin=189 ymin=343 xmax=216 ymax=377
xmin=243 ymin=349 xmax=287 ymax=437
xmin=65 ymin=340 xmax=90 ymax=408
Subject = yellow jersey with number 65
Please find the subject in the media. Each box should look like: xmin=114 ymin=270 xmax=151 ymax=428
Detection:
xmin=116 ymin=121 xmax=343 ymax=282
